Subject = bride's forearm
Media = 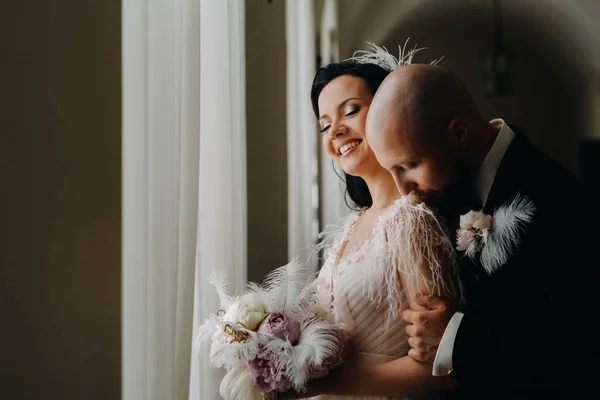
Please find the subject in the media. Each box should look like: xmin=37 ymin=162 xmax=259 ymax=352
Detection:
xmin=312 ymin=356 xmax=457 ymax=397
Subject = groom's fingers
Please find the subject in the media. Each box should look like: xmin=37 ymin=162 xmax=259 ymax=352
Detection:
xmin=405 ymin=315 xmax=437 ymax=342
xmin=408 ymin=347 xmax=423 ymax=362
xmin=407 ymin=328 xmax=439 ymax=364
xmin=401 ymin=308 xmax=436 ymax=325
xmin=408 ymin=347 xmax=436 ymax=364
xmin=401 ymin=308 xmax=418 ymax=324
xmin=402 ymin=295 xmax=448 ymax=324
xmin=403 ymin=308 xmax=447 ymax=342
xmin=408 ymin=336 xmax=422 ymax=349
xmin=405 ymin=323 xmax=417 ymax=338
xmin=413 ymin=294 xmax=446 ymax=310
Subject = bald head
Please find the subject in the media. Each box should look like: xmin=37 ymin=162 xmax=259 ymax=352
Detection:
xmin=367 ymin=64 xmax=483 ymax=146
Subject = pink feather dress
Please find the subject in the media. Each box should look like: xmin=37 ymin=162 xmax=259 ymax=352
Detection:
xmin=306 ymin=196 xmax=462 ymax=400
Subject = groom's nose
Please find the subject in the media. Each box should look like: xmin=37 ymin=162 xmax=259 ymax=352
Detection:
xmin=392 ymin=173 xmax=417 ymax=196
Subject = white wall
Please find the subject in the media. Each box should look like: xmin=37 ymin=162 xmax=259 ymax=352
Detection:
xmin=0 ymin=1 xmax=121 ymax=398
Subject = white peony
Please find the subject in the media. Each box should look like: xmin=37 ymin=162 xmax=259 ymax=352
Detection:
xmin=223 ymin=295 xmax=268 ymax=331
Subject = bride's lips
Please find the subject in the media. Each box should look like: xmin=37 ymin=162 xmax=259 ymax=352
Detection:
xmin=338 ymin=140 xmax=362 ymax=158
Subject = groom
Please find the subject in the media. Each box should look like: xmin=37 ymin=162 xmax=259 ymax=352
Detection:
xmin=365 ymin=64 xmax=600 ymax=399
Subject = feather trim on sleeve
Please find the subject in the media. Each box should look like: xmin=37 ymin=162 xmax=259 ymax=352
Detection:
xmin=364 ymin=197 xmax=464 ymax=322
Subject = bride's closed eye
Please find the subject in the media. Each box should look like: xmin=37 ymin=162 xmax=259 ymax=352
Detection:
xmin=344 ymin=105 xmax=359 ymax=117
xmin=319 ymin=105 xmax=361 ymax=133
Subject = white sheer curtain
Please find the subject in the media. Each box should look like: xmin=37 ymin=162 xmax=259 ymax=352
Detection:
xmin=122 ymin=0 xmax=200 ymax=398
xmin=189 ymin=1 xmax=247 ymax=399
xmin=123 ymin=0 xmax=246 ymax=399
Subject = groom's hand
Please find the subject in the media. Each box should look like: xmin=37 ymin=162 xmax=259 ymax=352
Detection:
xmin=402 ymin=295 xmax=454 ymax=364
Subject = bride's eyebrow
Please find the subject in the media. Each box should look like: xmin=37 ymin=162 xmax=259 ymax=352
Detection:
xmin=319 ymin=97 xmax=360 ymax=120
xmin=339 ymin=97 xmax=359 ymax=108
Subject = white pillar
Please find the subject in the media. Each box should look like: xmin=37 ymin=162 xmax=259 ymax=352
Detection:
xmin=286 ymin=0 xmax=319 ymax=272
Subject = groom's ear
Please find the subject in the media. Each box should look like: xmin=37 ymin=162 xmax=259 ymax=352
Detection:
xmin=448 ymin=119 xmax=468 ymax=144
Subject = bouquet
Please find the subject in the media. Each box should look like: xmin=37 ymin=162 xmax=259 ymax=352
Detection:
xmin=195 ymin=260 xmax=349 ymax=400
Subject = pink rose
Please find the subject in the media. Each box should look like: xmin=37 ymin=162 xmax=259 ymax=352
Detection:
xmin=473 ymin=214 xmax=493 ymax=230
xmin=247 ymin=353 xmax=293 ymax=393
xmin=456 ymin=229 xmax=476 ymax=251
xmin=257 ymin=312 xmax=301 ymax=345
xmin=460 ymin=210 xmax=492 ymax=231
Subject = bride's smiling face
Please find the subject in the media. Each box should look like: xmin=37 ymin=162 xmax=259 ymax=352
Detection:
xmin=318 ymin=75 xmax=381 ymax=177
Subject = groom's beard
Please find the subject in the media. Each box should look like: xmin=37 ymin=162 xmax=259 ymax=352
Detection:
xmin=426 ymin=165 xmax=478 ymax=220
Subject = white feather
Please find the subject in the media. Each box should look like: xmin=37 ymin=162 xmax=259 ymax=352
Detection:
xmin=194 ymin=313 xmax=220 ymax=353
xmin=348 ymin=38 xmax=444 ymax=72
xmin=220 ymin=363 xmax=262 ymax=400
xmin=299 ymin=319 xmax=347 ymax=364
xmin=261 ymin=259 xmax=309 ymax=320
xmin=245 ymin=281 xmax=263 ymax=294
xmin=284 ymin=319 xmax=348 ymax=392
xmin=287 ymin=344 xmax=313 ymax=391
xmin=209 ymin=271 xmax=235 ymax=309
xmin=481 ymin=194 xmax=536 ymax=274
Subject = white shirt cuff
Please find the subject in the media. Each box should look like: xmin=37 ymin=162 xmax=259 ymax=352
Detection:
xmin=432 ymin=312 xmax=464 ymax=376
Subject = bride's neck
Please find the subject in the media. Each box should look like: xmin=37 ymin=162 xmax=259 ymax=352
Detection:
xmin=362 ymin=169 xmax=400 ymax=210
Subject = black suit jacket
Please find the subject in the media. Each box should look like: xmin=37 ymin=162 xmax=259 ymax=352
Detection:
xmin=448 ymin=127 xmax=600 ymax=399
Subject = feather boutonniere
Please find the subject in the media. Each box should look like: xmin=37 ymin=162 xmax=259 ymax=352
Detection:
xmin=456 ymin=194 xmax=536 ymax=274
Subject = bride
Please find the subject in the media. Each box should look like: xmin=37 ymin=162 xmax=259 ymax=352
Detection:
xmin=282 ymin=47 xmax=463 ymax=399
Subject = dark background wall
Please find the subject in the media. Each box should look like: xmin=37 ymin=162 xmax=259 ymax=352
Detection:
xmin=245 ymin=0 xmax=289 ymax=284
xmin=1 ymin=1 xmax=122 ymax=399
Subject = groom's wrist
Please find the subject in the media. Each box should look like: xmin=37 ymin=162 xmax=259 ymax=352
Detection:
xmin=432 ymin=311 xmax=464 ymax=376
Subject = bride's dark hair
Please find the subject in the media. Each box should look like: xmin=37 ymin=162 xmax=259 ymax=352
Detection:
xmin=311 ymin=60 xmax=390 ymax=209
